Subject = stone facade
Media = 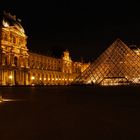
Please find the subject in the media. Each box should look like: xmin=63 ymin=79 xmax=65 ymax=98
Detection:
xmin=0 ymin=12 xmax=89 ymax=86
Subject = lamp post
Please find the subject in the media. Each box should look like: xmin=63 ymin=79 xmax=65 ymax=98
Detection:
xmin=31 ymin=76 xmax=35 ymax=86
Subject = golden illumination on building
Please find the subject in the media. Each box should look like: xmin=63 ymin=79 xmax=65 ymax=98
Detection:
xmin=0 ymin=12 xmax=89 ymax=86
xmin=0 ymin=12 xmax=29 ymax=86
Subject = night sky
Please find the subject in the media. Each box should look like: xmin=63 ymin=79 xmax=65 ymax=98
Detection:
xmin=0 ymin=1 xmax=140 ymax=62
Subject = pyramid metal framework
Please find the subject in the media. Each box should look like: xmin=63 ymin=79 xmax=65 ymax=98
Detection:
xmin=74 ymin=39 xmax=140 ymax=85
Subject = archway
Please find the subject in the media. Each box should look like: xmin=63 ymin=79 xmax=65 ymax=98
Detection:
xmin=14 ymin=56 xmax=18 ymax=66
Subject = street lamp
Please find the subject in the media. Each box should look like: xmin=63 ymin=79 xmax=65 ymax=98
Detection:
xmin=9 ymin=75 xmax=12 ymax=79
xmin=31 ymin=76 xmax=35 ymax=80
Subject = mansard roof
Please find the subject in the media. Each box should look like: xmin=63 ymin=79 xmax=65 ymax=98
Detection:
xmin=0 ymin=11 xmax=25 ymax=34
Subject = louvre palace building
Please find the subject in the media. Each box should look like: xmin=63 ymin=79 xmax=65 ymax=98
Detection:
xmin=2 ymin=12 xmax=140 ymax=86
xmin=0 ymin=12 xmax=89 ymax=86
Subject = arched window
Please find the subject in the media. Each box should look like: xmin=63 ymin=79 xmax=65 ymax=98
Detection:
xmin=4 ymin=55 xmax=8 ymax=65
xmin=4 ymin=34 xmax=8 ymax=41
xmin=14 ymin=57 xmax=18 ymax=66
xmin=13 ymin=36 xmax=16 ymax=44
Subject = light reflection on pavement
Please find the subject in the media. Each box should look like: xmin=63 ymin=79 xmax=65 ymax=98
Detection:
xmin=0 ymin=98 xmax=26 ymax=102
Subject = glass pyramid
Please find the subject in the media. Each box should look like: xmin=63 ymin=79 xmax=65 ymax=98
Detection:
xmin=74 ymin=39 xmax=140 ymax=85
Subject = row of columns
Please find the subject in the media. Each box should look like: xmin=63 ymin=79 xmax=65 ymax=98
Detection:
xmin=0 ymin=70 xmax=76 ymax=86
xmin=0 ymin=69 xmax=28 ymax=86
xmin=29 ymin=72 xmax=74 ymax=85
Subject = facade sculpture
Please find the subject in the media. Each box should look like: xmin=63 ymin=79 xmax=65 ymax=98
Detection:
xmin=0 ymin=12 xmax=89 ymax=86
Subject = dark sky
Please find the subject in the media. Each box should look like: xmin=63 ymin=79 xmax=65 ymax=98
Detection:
xmin=0 ymin=1 xmax=140 ymax=62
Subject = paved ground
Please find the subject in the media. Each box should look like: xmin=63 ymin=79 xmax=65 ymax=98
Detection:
xmin=0 ymin=86 xmax=140 ymax=140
